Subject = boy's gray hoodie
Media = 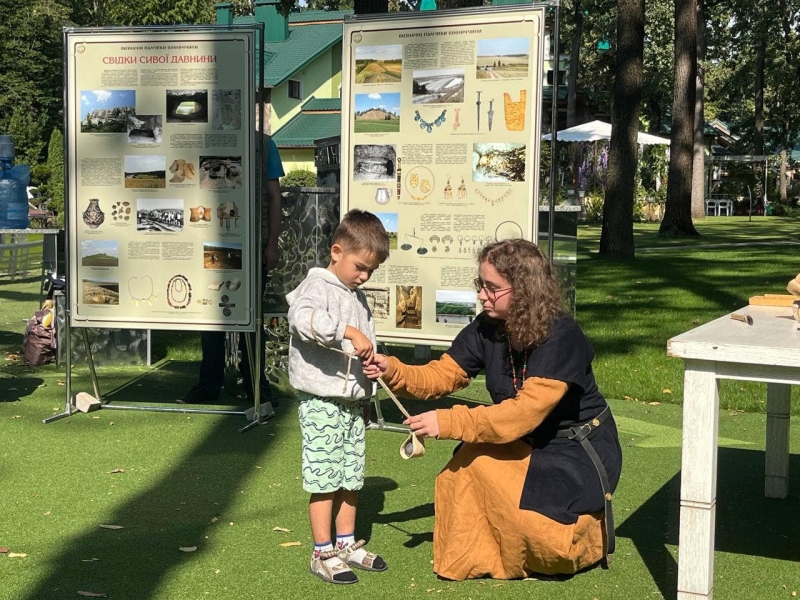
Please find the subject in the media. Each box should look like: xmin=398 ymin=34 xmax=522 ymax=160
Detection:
xmin=286 ymin=267 xmax=375 ymax=401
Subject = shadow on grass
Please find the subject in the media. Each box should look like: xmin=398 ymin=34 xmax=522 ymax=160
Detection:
xmin=617 ymin=447 xmax=800 ymax=600
xmin=578 ymin=247 xmax=798 ymax=359
xmin=0 ymin=373 xmax=45 ymax=401
xmin=21 ymin=365 xmax=289 ymax=600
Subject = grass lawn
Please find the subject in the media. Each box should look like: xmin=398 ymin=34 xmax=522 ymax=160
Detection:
xmin=1 ymin=217 xmax=800 ymax=599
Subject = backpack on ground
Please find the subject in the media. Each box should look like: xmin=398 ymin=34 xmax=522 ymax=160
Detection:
xmin=22 ymin=306 xmax=55 ymax=366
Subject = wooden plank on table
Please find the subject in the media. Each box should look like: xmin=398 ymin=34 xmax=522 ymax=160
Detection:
xmin=749 ymin=295 xmax=797 ymax=307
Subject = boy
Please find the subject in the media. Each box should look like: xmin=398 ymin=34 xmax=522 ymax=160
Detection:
xmin=286 ymin=209 xmax=390 ymax=584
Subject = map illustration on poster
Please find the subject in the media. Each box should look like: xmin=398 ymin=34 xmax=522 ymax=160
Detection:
xmin=65 ymin=28 xmax=257 ymax=331
xmin=341 ymin=6 xmax=546 ymax=345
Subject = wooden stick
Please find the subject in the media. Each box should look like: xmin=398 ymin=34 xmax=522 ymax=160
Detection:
xmin=730 ymin=313 xmax=753 ymax=325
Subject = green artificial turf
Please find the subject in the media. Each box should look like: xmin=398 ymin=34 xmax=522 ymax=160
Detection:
xmin=2 ymin=217 xmax=800 ymax=599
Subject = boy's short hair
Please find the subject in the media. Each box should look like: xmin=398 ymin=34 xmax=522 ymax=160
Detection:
xmin=332 ymin=209 xmax=390 ymax=262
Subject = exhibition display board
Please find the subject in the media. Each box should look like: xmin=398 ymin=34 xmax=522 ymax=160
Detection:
xmin=341 ymin=6 xmax=546 ymax=345
xmin=65 ymin=28 xmax=258 ymax=331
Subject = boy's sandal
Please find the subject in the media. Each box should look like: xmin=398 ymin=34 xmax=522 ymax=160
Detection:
xmin=337 ymin=539 xmax=388 ymax=572
xmin=309 ymin=549 xmax=358 ymax=584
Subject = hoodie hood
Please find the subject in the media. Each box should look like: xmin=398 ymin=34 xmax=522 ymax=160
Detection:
xmin=286 ymin=267 xmax=349 ymax=306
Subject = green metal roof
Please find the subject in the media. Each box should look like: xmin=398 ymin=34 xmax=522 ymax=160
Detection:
xmin=301 ymin=97 xmax=342 ymax=111
xmin=289 ymin=10 xmax=352 ymax=23
xmin=231 ymin=10 xmax=351 ymax=87
xmin=262 ymin=22 xmax=342 ymax=86
xmin=272 ymin=108 xmax=342 ymax=148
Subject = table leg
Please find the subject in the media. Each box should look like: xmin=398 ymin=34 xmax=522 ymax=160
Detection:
xmin=678 ymin=360 xmax=719 ymax=600
xmin=765 ymin=383 xmax=791 ymax=499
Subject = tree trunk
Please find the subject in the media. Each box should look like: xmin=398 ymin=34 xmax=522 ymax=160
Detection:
xmin=567 ymin=0 xmax=583 ymax=193
xmin=753 ymin=18 xmax=766 ymax=156
xmin=780 ymin=119 xmax=789 ymax=203
xmin=567 ymin=0 xmax=582 ymax=129
xmin=600 ymin=0 xmax=644 ymax=257
xmin=691 ymin=0 xmax=706 ymax=220
xmin=660 ymin=0 xmax=699 ymax=237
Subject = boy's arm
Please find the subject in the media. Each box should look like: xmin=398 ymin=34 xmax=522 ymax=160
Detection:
xmin=287 ymin=282 xmax=343 ymax=345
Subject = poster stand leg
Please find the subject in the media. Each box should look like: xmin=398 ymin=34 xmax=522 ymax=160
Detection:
xmin=42 ymin=305 xmax=75 ymax=424
xmin=43 ymin=318 xmax=274 ymax=426
xmin=82 ymin=328 xmax=102 ymax=401
xmin=239 ymin=325 xmax=275 ymax=432
xmin=367 ymin=396 xmax=409 ymax=434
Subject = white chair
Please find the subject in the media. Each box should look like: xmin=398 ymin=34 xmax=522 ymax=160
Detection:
xmin=705 ymin=199 xmax=718 ymax=216
xmin=717 ymin=200 xmax=732 ymax=216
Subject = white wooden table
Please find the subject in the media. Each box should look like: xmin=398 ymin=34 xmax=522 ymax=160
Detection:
xmin=667 ymin=305 xmax=800 ymax=599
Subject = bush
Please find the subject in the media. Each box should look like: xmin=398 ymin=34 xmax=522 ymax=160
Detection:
xmin=582 ymin=191 xmax=604 ymax=223
xmin=281 ymin=169 xmax=316 ymax=188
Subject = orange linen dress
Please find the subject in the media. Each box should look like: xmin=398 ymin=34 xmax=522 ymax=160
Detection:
xmin=382 ymin=313 xmax=621 ymax=580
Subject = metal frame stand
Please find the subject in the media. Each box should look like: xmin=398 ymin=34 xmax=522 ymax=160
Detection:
xmin=45 ymin=23 xmax=273 ymax=432
xmin=42 ymin=311 xmax=274 ymax=430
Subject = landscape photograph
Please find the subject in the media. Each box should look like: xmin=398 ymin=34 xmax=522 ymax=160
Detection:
xmin=476 ymin=38 xmax=530 ymax=79
xmin=124 ymin=155 xmax=166 ymax=188
xmin=375 ymin=212 xmax=398 ymax=249
xmin=354 ymin=44 xmax=402 ymax=84
xmin=81 ymin=239 xmax=119 ymax=267
xmin=354 ymin=92 xmax=400 ymax=133
xmin=435 ymin=289 xmax=478 ymax=325
xmin=80 ymin=89 xmax=136 ymax=133
xmin=412 ymin=69 xmax=465 ymax=104
xmin=204 ymin=242 xmax=243 ymax=270
xmin=82 ymin=275 xmax=120 ymax=305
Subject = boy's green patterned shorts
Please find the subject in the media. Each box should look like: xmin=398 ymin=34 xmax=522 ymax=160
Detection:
xmin=298 ymin=394 xmax=366 ymax=494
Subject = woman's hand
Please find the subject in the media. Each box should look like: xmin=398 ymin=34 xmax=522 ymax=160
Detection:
xmin=403 ymin=410 xmax=440 ymax=439
xmin=362 ymin=354 xmax=388 ymax=379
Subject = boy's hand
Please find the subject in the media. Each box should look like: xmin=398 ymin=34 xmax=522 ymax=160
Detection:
xmin=344 ymin=326 xmax=374 ymax=362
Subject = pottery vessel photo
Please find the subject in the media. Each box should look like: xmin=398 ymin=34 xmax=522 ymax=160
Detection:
xmin=83 ymin=198 xmax=105 ymax=229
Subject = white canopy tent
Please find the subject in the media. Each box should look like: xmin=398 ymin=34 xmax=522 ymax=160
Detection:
xmin=543 ymin=120 xmax=671 ymax=145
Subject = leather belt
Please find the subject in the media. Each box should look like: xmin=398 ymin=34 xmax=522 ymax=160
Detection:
xmin=555 ymin=406 xmax=615 ymax=567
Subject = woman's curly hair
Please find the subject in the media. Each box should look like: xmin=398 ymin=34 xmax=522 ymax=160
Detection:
xmin=478 ymin=239 xmax=563 ymax=349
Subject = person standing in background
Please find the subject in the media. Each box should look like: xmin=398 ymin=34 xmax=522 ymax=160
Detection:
xmin=179 ymin=135 xmax=285 ymax=405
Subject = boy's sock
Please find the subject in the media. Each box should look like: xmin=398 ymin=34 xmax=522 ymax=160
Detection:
xmin=336 ymin=533 xmax=356 ymax=550
xmin=313 ymin=541 xmax=334 ymax=559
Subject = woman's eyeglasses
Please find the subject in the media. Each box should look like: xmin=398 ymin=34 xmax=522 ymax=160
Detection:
xmin=473 ymin=277 xmax=513 ymax=301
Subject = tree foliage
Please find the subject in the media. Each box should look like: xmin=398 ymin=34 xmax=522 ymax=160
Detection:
xmin=46 ymin=128 xmax=65 ymax=226
xmin=0 ymin=0 xmax=71 ymax=165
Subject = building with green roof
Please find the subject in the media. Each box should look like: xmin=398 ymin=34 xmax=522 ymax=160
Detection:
xmin=216 ymin=1 xmax=350 ymax=172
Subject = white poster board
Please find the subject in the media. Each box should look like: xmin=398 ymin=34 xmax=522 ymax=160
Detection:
xmin=65 ymin=27 xmax=258 ymax=331
xmin=341 ymin=6 xmax=545 ymax=345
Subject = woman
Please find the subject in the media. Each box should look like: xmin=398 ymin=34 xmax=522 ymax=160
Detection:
xmin=366 ymin=239 xmax=622 ymax=580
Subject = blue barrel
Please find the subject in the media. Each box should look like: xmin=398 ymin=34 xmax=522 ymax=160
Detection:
xmin=0 ymin=135 xmax=31 ymax=229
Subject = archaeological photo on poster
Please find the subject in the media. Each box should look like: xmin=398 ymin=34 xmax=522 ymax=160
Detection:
xmin=340 ymin=6 xmax=544 ymax=344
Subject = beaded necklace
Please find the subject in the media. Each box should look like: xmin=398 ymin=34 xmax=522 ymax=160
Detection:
xmin=414 ymin=109 xmax=447 ymax=132
xmin=508 ymin=339 xmax=529 ymax=390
